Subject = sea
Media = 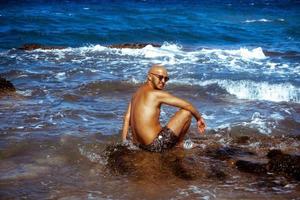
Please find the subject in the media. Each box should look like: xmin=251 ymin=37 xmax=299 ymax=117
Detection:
xmin=0 ymin=0 xmax=300 ymax=199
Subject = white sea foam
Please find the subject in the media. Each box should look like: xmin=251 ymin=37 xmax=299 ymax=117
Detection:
xmin=55 ymin=72 xmax=66 ymax=80
xmin=170 ymin=78 xmax=299 ymax=103
xmin=17 ymin=90 xmax=33 ymax=97
xmin=244 ymin=19 xmax=272 ymax=23
xmin=199 ymin=79 xmax=300 ymax=103
xmin=31 ymin=43 xmax=266 ymax=64
xmin=201 ymin=47 xmax=266 ymax=60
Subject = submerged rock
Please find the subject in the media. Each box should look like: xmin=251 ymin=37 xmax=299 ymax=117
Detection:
xmin=236 ymin=160 xmax=268 ymax=174
xmin=0 ymin=77 xmax=16 ymax=93
xmin=18 ymin=43 xmax=66 ymax=51
xmin=105 ymin=143 xmax=300 ymax=182
xmin=206 ymin=146 xmax=255 ymax=160
xmin=105 ymin=144 xmax=227 ymax=181
xmin=18 ymin=43 xmax=161 ymax=51
xmin=267 ymin=149 xmax=300 ymax=181
xmin=235 ymin=149 xmax=300 ymax=181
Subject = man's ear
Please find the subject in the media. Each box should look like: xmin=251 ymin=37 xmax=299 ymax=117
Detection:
xmin=147 ymin=74 xmax=152 ymax=81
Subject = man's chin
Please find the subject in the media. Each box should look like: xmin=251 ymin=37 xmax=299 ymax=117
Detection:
xmin=158 ymin=85 xmax=165 ymax=90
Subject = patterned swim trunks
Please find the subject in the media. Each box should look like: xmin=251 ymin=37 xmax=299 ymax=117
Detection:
xmin=139 ymin=127 xmax=178 ymax=152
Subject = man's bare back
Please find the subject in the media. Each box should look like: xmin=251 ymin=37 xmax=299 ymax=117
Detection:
xmin=122 ymin=64 xmax=206 ymax=151
xmin=130 ymin=84 xmax=163 ymax=145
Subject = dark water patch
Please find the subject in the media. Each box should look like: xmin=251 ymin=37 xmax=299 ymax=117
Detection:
xmin=278 ymin=118 xmax=300 ymax=137
xmin=264 ymin=50 xmax=300 ymax=59
xmin=78 ymin=80 xmax=138 ymax=96
xmin=62 ymin=93 xmax=82 ymax=102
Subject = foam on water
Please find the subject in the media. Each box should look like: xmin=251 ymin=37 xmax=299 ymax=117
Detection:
xmin=171 ymin=78 xmax=299 ymax=103
xmin=244 ymin=18 xmax=285 ymax=23
xmin=29 ymin=43 xmax=266 ymax=63
xmin=200 ymin=79 xmax=300 ymax=103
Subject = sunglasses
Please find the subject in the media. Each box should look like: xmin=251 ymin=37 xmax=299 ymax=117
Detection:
xmin=151 ymin=73 xmax=170 ymax=82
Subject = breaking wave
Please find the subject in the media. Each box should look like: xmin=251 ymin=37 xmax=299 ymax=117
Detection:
xmin=203 ymin=80 xmax=299 ymax=103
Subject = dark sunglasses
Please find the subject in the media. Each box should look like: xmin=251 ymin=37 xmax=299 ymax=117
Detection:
xmin=151 ymin=73 xmax=169 ymax=82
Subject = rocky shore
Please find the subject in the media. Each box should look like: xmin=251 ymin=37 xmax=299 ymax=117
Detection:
xmin=105 ymin=136 xmax=300 ymax=182
xmin=18 ymin=43 xmax=161 ymax=51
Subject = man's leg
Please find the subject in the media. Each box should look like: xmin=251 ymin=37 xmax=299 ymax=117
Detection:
xmin=166 ymin=109 xmax=192 ymax=144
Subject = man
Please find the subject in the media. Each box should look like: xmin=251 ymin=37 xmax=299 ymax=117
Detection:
xmin=122 ymin=64 xmax=206 ymax=152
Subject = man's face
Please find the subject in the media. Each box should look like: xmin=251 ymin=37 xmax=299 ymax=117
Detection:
xmin=150 ymin=70 xmax=169 ymax=90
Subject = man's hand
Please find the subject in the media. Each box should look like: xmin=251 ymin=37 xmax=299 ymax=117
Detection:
xmin=197 ymin=117 xmax=206 ymax=134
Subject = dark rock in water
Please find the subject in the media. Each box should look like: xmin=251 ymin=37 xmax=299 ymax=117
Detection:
xmin=234 ymin=136 xmax=250 ymax=144
xmin=105 ymin=144 xmax=138 ymax=175
xmin=235 ymin=149 xmax=300 ymax=181
xmin=236 ymin=160 xmax=268 ymax=174
xmin=0 ymin=77 xmax=16 ymax=93
xmin=267 ymin=149 xmax=300 ymax=181
xmin=206 ymin=146 xmax=255 ymax=160
xmin=108 ymin=43 xmax=161 ymax=49
xmin=161 ymin=153 xmax=203 ymax=180
xmin=104 ymin=144 xmax=227 ymax=181
xmin=18 ymin=43 xmax=161 ymax=51
xmin=18 ymin=43 xmax=66 ymax=51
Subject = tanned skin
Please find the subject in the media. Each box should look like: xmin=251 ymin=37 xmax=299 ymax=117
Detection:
xmin=122 ymin=64 xmax=206 ymax=146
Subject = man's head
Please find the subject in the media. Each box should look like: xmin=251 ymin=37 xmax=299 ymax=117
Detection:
xmin=147 ymin=64 xmax=169 ymax=90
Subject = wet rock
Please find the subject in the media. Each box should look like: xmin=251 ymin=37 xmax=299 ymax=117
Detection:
xmin=267 ymin=149 xmax=300 ymax=181
xmin=108 ymin=43 xmax=161 ymax=49
xmin=235 ymin=149 xmax=300 ymax=181
xmin=18 ymin=43 xmax=161 ymax=51
xmin=161 ymin=153 xmax=206 ymax=180
xmin=105 ymin=144 xmax=137 ymax=175
xmin=18 ymin=43 xmax=66 ymax=51
xmin=105 ymin=144 xmax=227 ymax=181
xmin=236 ymin=160 xmax=268 ymax=174
xmin=0 ymin=77 xmax=16 ymax=93
xmin=234 ymin=136 xmax=250 ymax=144
xmin=206 ymin=146 xmax=255 ymax=160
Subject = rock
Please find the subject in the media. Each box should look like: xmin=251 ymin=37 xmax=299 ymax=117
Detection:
xmin=18 ymin=43 xmax=66 ymax=51
xmin=234 ymin=136 xmax=250 ymax=144
xmin=234 ymin=149 xmax=300 ymax=181
xmin=236 ymin=160 xmax=268 ymax=174
xmin=267 ymin=149 xmax=300 ymax=181
xmin=108 ymin=43 xmax=161 ymax=49
xmin=105 ymin=144 xmax=138 ymax=175
xmin=0 ymin=77 xmax=16 ymax=93
xmin=104 ymin=144 xmax=225 ymax=181
xmin=18 ymin=43 xmax=161 ymax=51
xmin=206 ymin=146 xmax=255 ymax=160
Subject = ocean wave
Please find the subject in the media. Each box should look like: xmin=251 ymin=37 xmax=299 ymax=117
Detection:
xmin=29 ymin=43 xmax=267 ymax=64
xmin=172 ymin=79 xmax=299 ymax=103
xmin=243 ymin=18 xmax=285 ymax=23
xmin=201 ymin=80 xmax=300 ymax=103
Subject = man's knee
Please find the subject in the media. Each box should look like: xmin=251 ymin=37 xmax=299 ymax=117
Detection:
xmin=179 ymin=109 xmax=192 ymax=120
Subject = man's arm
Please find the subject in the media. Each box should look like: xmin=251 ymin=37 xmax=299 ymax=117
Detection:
xmin=121 ymin=102 xmax=131 ymax=142
xmin=156 ymin=91 xmax=206 ymax=133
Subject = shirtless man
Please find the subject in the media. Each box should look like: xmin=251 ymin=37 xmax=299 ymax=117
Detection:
xmin=121 ymin=64 xmax=206 ymax=152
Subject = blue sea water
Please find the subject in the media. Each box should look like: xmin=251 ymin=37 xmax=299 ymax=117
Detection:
xmin=0 ymin=0 xmax=299 ymax=135
xmin=1 ymin=1 xmax=300 ymax=199
xmin=1 ymin=0 xmax=300 ymax=50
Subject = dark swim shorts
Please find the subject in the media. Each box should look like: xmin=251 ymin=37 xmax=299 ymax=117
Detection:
xmin=139 ymin=127 xmax=178 ymax=152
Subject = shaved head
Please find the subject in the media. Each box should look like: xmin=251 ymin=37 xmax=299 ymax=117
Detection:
xmin=148 ymin=64 xmax=167 ymax=75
